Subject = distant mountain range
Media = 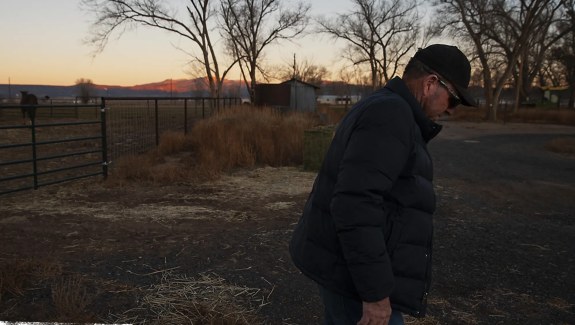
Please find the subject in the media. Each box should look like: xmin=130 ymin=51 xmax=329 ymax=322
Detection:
xmin=0 ymin=78 xmax=249 ymax=99
xmin=0 ymin=78 xmax=376 ymax=101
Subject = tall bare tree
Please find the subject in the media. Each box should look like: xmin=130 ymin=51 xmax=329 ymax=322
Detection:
xmin=498 ymin=0 xmax=566 ymax=112
xmin=220 ymin=0 xmax=310 ymax=103
xmin=81 ymin=0 xmax=236 ymax=99
xmin=317 ymin=0 xmax=423 ymax=91
xmin=550 ymin=0 xmax=575 ymax=108
xmin=432 ymin=0 xmax=565 ymax=120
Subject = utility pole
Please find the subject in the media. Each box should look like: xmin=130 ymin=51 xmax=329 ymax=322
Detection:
xmin=8 ymin=77 xmax=12 ymax=101
xmin=293 ymin=54 xmax=297 ymax=80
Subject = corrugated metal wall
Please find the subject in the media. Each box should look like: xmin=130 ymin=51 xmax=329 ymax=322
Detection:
xmin=255 ymin=80 xmax=317 ymax=112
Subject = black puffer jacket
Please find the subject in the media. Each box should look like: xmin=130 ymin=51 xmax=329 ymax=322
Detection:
xmin=289 ymin=77 xmax=441 ymax=317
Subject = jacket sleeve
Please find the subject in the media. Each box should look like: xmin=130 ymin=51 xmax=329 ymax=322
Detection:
xmin=330 ymin=99 xmax=413 ymax=302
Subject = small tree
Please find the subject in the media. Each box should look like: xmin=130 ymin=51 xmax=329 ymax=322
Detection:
xmin=76 ymin=78 xmax=95 ymax=104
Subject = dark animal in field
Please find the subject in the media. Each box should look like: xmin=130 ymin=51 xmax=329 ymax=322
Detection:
xmin=20 ymin=91 xmax=38 ymax=123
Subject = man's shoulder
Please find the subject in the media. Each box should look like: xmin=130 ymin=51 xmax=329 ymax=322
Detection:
xmin=356 ymin=88 xmax=413 ymax=120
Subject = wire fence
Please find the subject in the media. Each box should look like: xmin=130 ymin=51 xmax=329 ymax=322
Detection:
xmin=103 ymin=97 xmax=241 ymax=161
xmin=0 ymin=96 xmax=241 ymax=195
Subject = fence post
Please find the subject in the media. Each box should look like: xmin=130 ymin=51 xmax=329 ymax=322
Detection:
xmin=155 ymin=99 xmax=159 ymax=146
xmin=100 ymin=98 xmax=109 ymax=179
xmin=184 ymin=98 xmax=188 ymax=135
xmin=30 ymin=108 xmax=39 ymax=189
xmin=202 ymin=98 xmax=205 ymax=119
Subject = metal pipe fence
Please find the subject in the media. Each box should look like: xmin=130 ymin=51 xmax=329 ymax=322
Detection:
xmin=0 ymin=103 xmax=106 ymax=196
xmin=0 ymin=96 xmax=241 ymax=196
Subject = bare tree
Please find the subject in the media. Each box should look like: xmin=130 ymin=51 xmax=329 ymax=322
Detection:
xmin=498 ymin=0 xmax=567 ymax=112
xmin=76 ymin=78 xmax=96 ymax=103
xmin=220 ymin=0 xmax=311 ymax=103
xmin=432 ymin=0 xmax=565 ymax=120
xmin=317 ymin=0 xmax=423 ymax=91
xmin=272 ymin=56 xmax=330 ymax=86
xmin=81 ymin=0 xmax=236 ymax=99
xmin=549 ymin=0 xmax=575 ymax=108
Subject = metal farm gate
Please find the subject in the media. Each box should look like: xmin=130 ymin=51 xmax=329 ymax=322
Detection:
xmin=0 ymin=103 xmax=107 ymax=195
xmin=0 ymin=97 xmax=241 ymax=196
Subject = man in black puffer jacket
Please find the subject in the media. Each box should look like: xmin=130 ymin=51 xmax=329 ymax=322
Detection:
xmin=289 ymin=44 xmax=475 ymax=325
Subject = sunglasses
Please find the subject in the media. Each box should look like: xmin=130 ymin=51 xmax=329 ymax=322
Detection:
xmin=436 ymin=77 xmax=462 ymax=109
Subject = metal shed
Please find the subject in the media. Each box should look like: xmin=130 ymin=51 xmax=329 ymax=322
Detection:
xmin=255 ymin=78 xmax=319 ymax=112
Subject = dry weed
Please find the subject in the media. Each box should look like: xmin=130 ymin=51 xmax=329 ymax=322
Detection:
xmin=545 ymin=137 xmax=575 ymax=155
xmin=108 ymin=107 xmax=319 ymax=184
xmin=452 ymin=106 xmax=575 ymax=125
xmin=190 ymin=107 xmax=317 ymax=176
xmin=0 ymin=258 xmax=63 ymax=302
xmin=51 ymin=274 xmax=95 ymax=322
xmin=157 ymin=130 xmax=191 ymax=156
xmin=111 ymin=272 xmax=267 ymax=324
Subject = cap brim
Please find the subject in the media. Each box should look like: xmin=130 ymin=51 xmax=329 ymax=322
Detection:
xmin=453 ymin=84 xmax=477 ymax=107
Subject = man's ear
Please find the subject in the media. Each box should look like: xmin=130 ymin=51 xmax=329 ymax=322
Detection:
xmin=422 ymin=75 xmax=436 ymax=98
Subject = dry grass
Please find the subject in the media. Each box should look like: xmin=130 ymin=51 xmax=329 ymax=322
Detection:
xmin=156 ymin=130 xmax=191 ymax=156
xmin=190 ymin=107 xmax=317 ymax=175
xmin=511 ymin=108 xmax=575 ymax=125
xmin=0 ymin=258 xmax=130 ymax=322
xmin=108 ymin=107 xmax=319 ymax=183
xmin=51 ymin=275 xmax=94 ymax=322
xmin=317 ymin=104 xmax=350 ymax=124
xmin=0 ymin=258 xmax=63 ymax=302
xmin=112 ymin=272 xmax=267 ymax=324
xmin=545 ymin=137 xmax=575 ymax=155
xmin=453 ymin=106 xmax=575 ymax=125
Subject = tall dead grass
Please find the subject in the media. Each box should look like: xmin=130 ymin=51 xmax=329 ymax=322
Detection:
xmin=51 ymin=275 xmax=94 ymax=322
xmin=190 ymin=107 xmax=317 ymax=173
xmin=545 ymin=137 xmax=575 ymax=155
xmin=453 ymin=106 xmax=575 ymax=125
xmin=109 ymin=107 xmax=318 ymax=183
xmin=0 ymin=258 xmax=63 ymax=302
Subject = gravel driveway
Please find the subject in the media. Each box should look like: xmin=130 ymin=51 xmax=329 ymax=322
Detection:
xmin=0 ymin=121 xmax=573 ymax=324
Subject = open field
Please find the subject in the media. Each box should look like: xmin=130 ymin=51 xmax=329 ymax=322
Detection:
xmin=1 ymin=121 xmax=574 ymax=324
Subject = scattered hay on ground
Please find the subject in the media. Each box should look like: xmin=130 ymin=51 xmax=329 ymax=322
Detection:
xmin=110 ymin=272 xmax=268 ymax=324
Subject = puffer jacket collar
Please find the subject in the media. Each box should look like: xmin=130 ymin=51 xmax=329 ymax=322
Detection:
xmin=385 ymin=77 xmax=442 ymax=142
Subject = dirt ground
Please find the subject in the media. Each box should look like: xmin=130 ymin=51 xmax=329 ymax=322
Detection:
xmin=0 ymin=121 xmax=574 ymax=324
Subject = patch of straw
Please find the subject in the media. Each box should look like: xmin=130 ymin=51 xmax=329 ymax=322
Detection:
xmin=111 ymin=271 xmax=267 ymax=324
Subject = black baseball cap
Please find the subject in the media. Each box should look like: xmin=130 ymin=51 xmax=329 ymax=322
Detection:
xmin=413 ymin=44 xmax=476 ymax=107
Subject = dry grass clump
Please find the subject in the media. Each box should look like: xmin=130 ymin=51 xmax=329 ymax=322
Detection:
xmin=108 ymin=107 xmax=319 ymax=183
xmin=512 ymin=108 xmax=575 ymax=125
xmin=108 ymin=130 xmax=194 ymax=184
xmin=51 ymin=275 xmax=94 ymax=322
xmin=0 ymin=258 xmax=63 ymax=301
xmin=156 ymin=130 xmax=191 ymax=156
xmin=112 ymin=272 xmax=267 ymax=324
xmin=452 ymin=106 xmax=575 ymax=125
xmin=545 ymin=137 xmax=575 ymax=155
xmin=317 ymin=104 xmax=350 ymax=124
xmin=190 ymin=107 xmax=317 ymax=175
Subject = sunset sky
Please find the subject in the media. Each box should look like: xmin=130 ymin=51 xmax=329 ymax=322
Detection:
xmin=0 ymin=0 xmax=358 ymax=87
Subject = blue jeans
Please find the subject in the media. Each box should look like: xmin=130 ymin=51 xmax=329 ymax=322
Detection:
xmin=319 ymin=285 xmax=405 ymax=325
